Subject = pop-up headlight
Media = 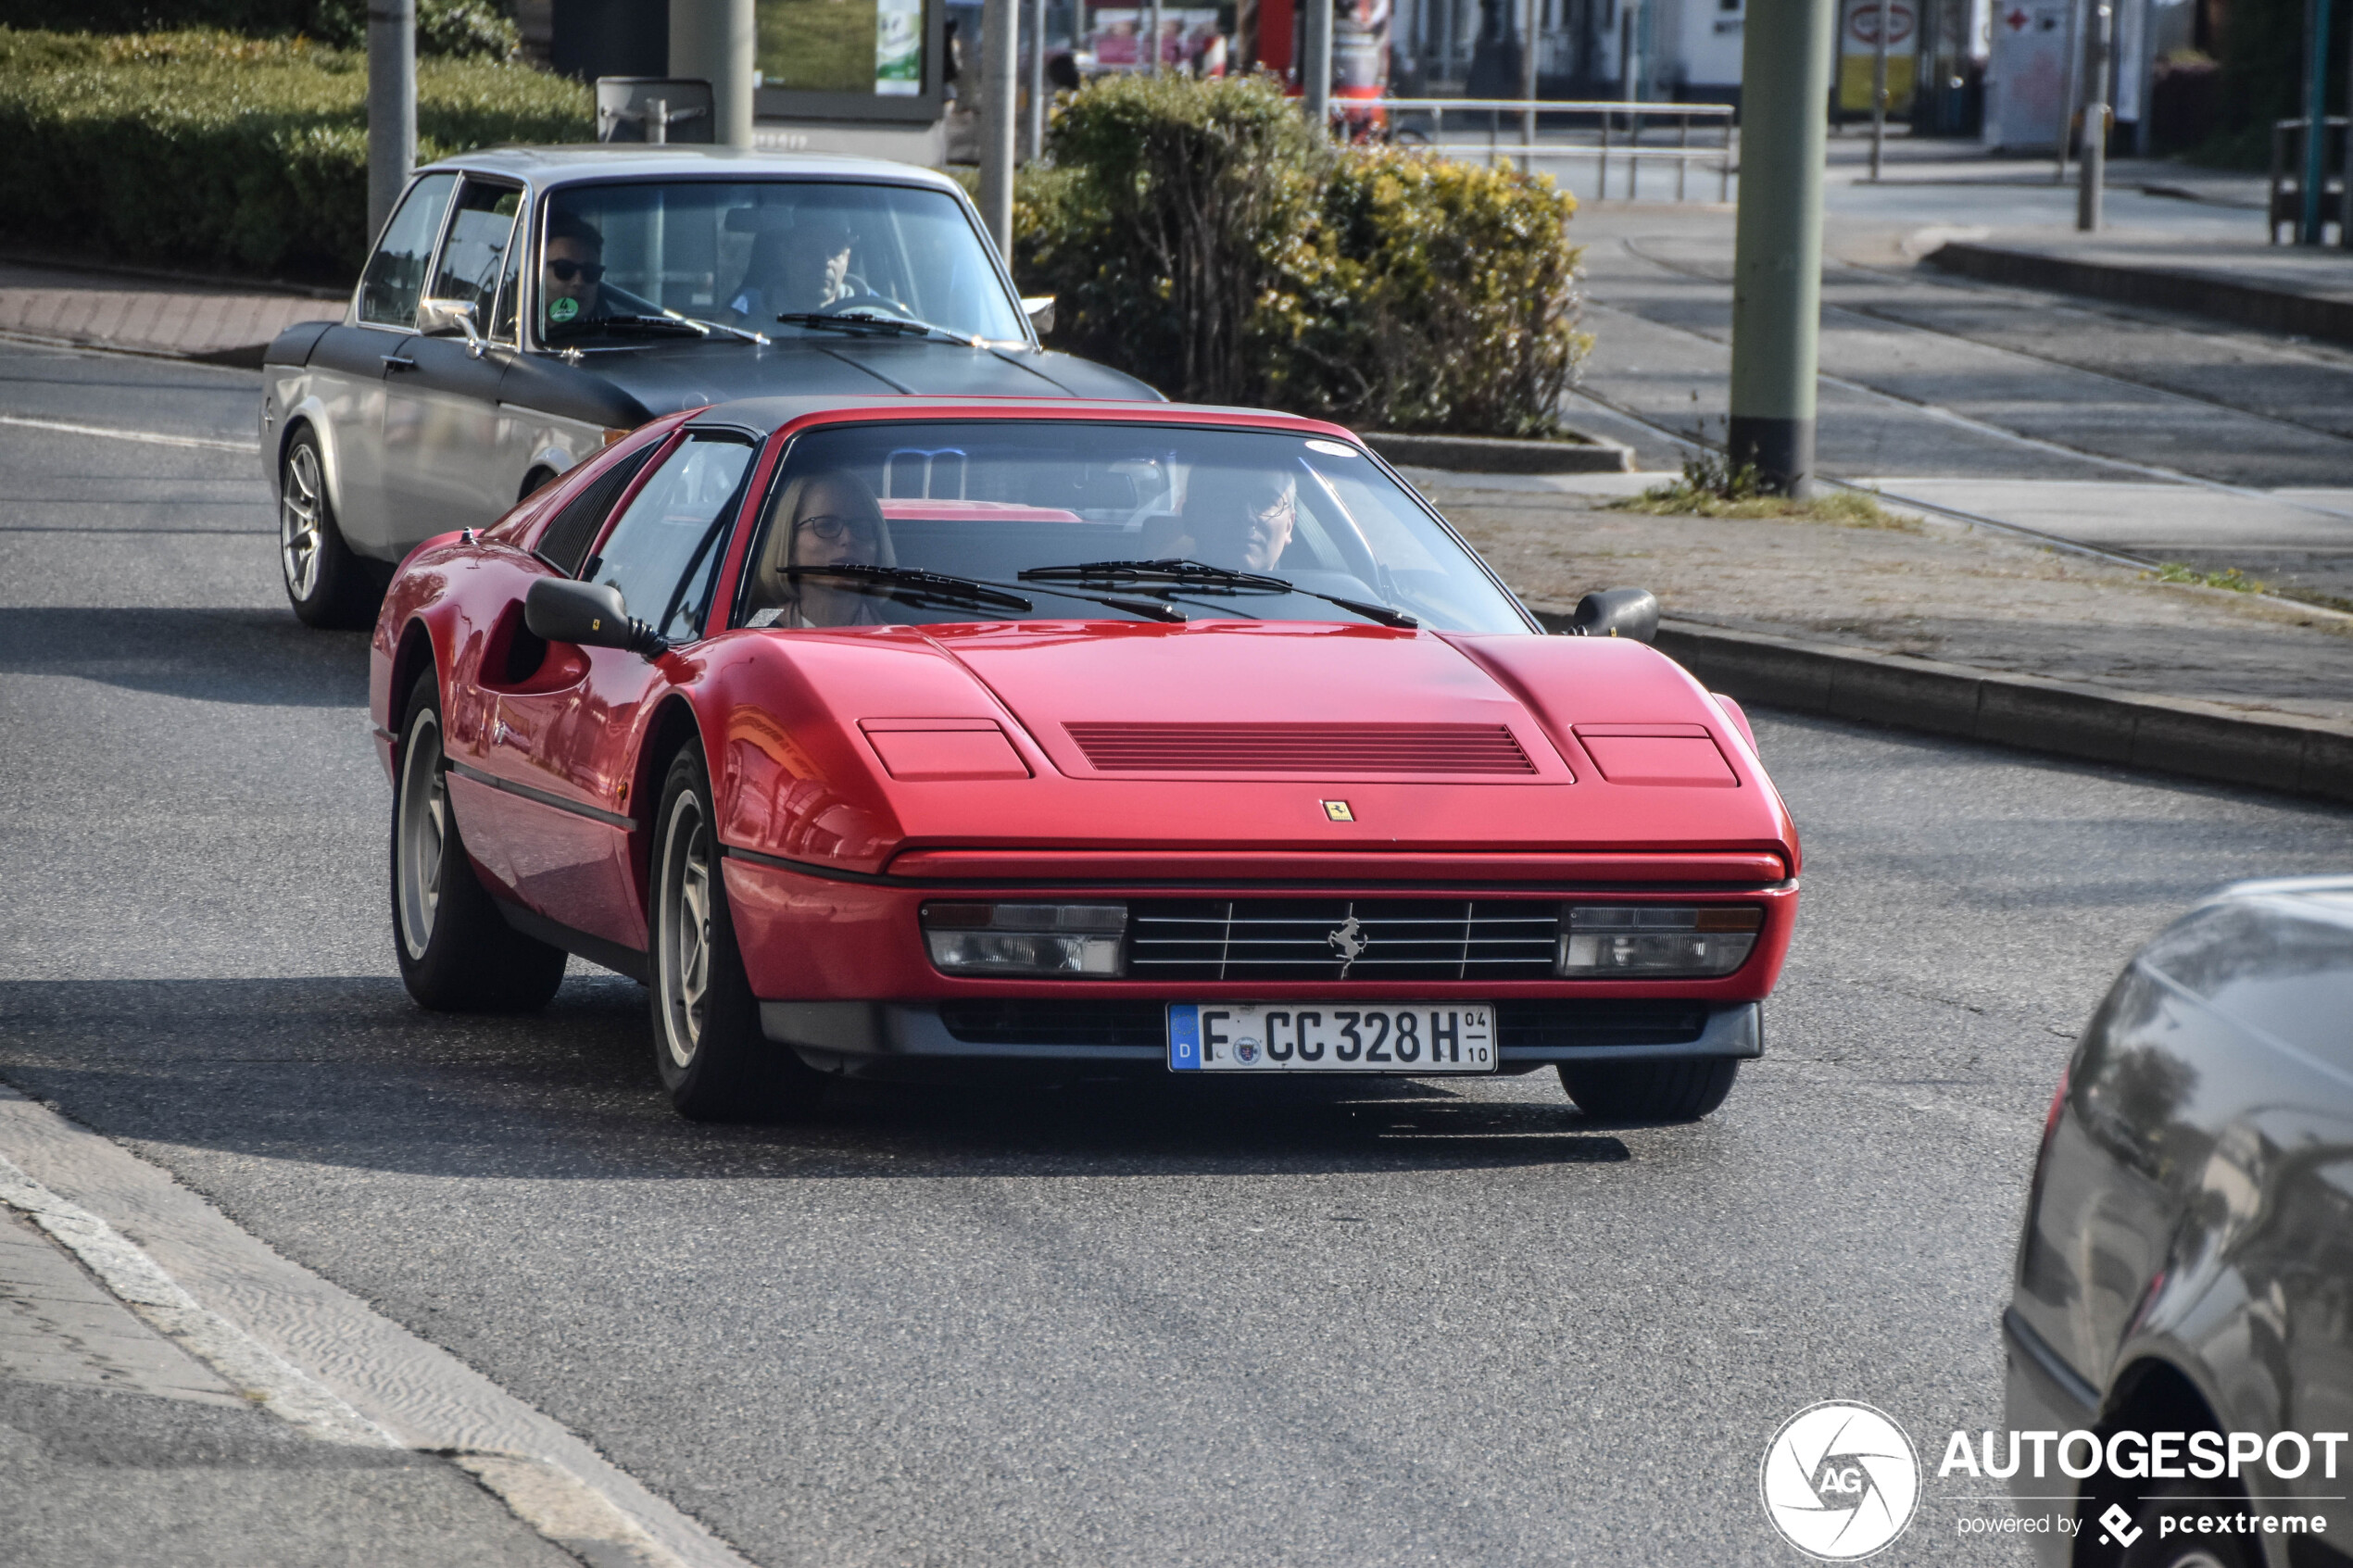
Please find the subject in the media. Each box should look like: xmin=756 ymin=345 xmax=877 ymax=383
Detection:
xmin=922 ymin=903 xmax=1126 ymax=977
xmin=1557 ymin=905 xmax=1762 ymax=977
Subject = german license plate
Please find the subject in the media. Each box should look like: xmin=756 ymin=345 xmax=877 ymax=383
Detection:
xmin=1167 ymin=1003 xmax=1495 ymax=1073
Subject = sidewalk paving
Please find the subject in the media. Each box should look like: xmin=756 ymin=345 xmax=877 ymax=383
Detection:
xmin=0 ymin=258 xmax=335 ymax=366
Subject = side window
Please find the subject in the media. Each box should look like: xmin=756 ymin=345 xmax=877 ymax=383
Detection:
xmin=427 ymin=178 xmax=522 ymax=316
xmin=534 ymin=445 xmax=659 ymax=577
xmin=359 ymin=172 xmax=459 ymax=329
xmin=591 ymin=435 xmax=760 ymax=644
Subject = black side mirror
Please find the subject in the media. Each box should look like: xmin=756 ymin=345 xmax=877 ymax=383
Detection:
xmin=525 ymin=577 xmax=665 ymax=655
xmin=1567 ymin=587 xmax=1660 ymax=644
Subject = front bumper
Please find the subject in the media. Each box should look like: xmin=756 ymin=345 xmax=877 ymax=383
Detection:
xmin=761 ymin=997 xmax=1763 ymax=1075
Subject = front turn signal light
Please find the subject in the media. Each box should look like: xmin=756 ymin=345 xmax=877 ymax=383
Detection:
xmin=923 ymin=903 xmax=1126 ymax=977
xmin=1557 ymin=905 xmax=1762 ymax=977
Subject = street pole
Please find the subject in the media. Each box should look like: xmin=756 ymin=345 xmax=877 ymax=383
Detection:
xmin=669 ymin=0 xmax=755 ymax=145
xmin=2301 ymin=0 xmax=2333 ymax=243
xmin=2076 ymin=0 xmax=2109 ymax=229
xmin=1026 ymin=0 xmax=1047 ymax=161
xmin=1148 ymin=0 xmax=1165 ymax=69
xmin=2053 ymin=0 xmax=2080 ymax=182
xmin=1868 ymin=0 xmax=1890 ymax=179
xmin=366 ymin=0 xmax=415 ymax=241
xmin=1303 ymin=0 xmax=1334 ymax=132
xmin=1521 ymin=0 xmax=1539 ymax=151
xmin=1727 ymin=0 xmax=1836 ymax=495
xmin=980 ymin=0 xmax=1018 ymax=257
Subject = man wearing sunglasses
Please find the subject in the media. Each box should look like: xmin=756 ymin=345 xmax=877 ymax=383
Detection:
xmin=541 ymin=212 xmax=609 ymax=338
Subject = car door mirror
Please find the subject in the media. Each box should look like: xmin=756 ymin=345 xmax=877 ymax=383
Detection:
xmin=1021 ymin=295 xmax=1055 ymax=336
xmin=1566 ymin=586 xmax=1660 ymax=643
xmin=417 ymin=296 xmax=485 ymax=355
xmin=525 ymin=577 xmax=664 ymax=655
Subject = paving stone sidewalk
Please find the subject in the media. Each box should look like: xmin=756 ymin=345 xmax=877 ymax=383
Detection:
xmin=0 ymin=258 xmax=335 ymax=365
xmin=1413 ymin=470 xmax=2353 ymax=730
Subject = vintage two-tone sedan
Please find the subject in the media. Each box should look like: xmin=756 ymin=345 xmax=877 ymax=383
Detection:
xmin=371 ymin=395 xmax=1801 ymax=1122
xmin=264 ymin=146 xmax=1148 ymax=629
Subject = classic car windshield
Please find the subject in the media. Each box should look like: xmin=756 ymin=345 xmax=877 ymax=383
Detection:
xmin=733 ymin=422 xmax=1531 ymax=633
xmin=537 ymin=180 xmax=1026 ymax=345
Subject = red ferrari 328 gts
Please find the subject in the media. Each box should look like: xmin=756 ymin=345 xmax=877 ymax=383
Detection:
xmin=369 ymin=396 xmax=1801 ymax=1122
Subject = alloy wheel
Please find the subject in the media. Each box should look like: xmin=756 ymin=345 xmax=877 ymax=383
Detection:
xmin=281 ymin=443 xmax=324 ymax=601
xmin=659 ymin=790 xmax=713 ymax=1068
xmin=396 ymin=709 xmax=447 ymax=960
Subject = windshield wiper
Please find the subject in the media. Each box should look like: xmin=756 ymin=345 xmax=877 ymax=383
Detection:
xmin=1018 ymin=558 xmax=1419 ymax=628
xmin=775 ymin=309 xmax=981 ymax=346
xmin=585 ymin=313 xmax=709 ymax=337
xmin=784 ymin=563 xmax=1031 ymax=613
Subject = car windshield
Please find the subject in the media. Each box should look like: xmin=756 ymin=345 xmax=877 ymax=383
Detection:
xmin=537 ymin=180 xmax=1026 ymax=346
xmin=734 ymin=422 xmax=1532 ymax=633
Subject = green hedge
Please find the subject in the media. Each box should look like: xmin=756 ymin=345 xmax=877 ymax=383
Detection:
xmin=1016 ymin=72 xmax=1586 ymax=437
xmin=0 ymin=28 xmax=587 ymax=280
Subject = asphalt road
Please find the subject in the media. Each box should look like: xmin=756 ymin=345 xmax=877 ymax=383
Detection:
xmin=4 ymin=341 xmax=2351 ymax=1566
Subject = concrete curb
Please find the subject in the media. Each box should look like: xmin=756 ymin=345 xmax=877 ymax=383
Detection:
xmin=1922 ymin=241 xmax=2353 ymax=350
xmin=1365 ymin=430 xmax=1634 ymax=473
xmin=1527 ymin=607 xmax=2353 ymax=807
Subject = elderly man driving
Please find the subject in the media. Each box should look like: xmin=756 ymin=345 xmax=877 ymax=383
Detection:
xmin=1180 ymin=467 xmax=1297 ymax=573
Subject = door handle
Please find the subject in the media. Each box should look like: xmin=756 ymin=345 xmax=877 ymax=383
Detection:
xmin=381 ymin=354 xmax=418 ymax=371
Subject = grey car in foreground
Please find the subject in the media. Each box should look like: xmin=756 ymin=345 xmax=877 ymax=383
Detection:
xmin=260 ymin=144 xmax=1154 ymax=628
xmin=2006 ymin=876 xmax=2353 ymax=1567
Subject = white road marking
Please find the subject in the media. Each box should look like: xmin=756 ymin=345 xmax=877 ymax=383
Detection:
xmin=0 ymin=412 xmax=259 ymax=454
xmin=0 ymin=1087 xmax=755 ymax=1568
xmin=0 ymin=1148 xmax=393 ymax=1445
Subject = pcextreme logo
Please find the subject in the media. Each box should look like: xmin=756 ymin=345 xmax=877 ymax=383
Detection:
xmin=1760 ymin=1401 xmax=1922 ymax=1560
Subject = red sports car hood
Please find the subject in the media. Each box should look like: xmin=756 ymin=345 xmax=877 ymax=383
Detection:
xmin=705 ymin=620 xmax=1800 ymax=875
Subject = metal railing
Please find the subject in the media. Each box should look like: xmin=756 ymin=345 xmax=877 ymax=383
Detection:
xmin=1327 ymin=97 xmax=1738 ymax=202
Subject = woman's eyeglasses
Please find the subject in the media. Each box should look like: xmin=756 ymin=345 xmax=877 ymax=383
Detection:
xmin=547 ymin=259 xmax=605 ymax=283
xmin=797 ymin=513 xmax=875 ymax=544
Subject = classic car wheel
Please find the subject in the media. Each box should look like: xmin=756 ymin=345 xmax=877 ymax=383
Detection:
xmin=650 ymin=744 xmax=819 ymax=1120
xmin=1557 ymin=1059 xmax=1739 ymax=1123
xmin=391 ymin=671 xmax=567 ymax=1011
xmin=280 ymin=429 xmax=379 ymax=630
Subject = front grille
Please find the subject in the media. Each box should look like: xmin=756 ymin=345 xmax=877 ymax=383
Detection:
xmin=1128 ymin=898 xmax=1561 ymax=981
xmin=938 ymin=999 xmax=1167 ymax=1047
xmin=1063 ymin=721 xmax=1538 ymax=775
xmin=1496 ymin=1000 xmax=1711 ymax=1048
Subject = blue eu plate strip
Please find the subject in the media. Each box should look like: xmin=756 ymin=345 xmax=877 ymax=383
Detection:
xmin=1167 ymin=1004 xmax=1202 ymax=1071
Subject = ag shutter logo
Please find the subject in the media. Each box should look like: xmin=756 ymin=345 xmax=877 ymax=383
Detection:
xmin=1761 ymin=1401 xmax=1921 ymax=1560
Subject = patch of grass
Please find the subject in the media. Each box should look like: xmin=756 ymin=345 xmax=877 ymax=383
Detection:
xmin=2150 ymin=561 xmax=2268 ymax=592
xmin=1605 ymin=453 xmax=1904 ymax=526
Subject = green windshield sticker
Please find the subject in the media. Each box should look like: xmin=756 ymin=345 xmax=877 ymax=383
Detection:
xmin=549 ymin=296 xmax=579 ymax=323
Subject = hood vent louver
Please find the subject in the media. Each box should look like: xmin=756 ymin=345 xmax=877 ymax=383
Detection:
xmin=1063 ymin=721 xmax=1539 ymax=776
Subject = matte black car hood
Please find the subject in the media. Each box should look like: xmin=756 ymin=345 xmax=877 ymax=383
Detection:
xmin=495 ymin=333 xmax=1161 ymax=430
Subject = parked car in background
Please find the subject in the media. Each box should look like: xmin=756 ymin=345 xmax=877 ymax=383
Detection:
xmin=262 ymin=146 xmax=1152 ymax=629
xmin=371 ymin=395 xmax=1798 ymax=1123
xmin=2006 ymin=876 xmax=2353 ymax=1565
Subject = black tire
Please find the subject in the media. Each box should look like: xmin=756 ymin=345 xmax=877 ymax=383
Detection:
xmin=1557 ymin=1058 xmax=1739 ymax=1122
xmin=2109 ymin=1479 xmax=2263 ymax=1568
xmin=648 ymin=743 xmax=821 ymax=1121
xmin=279 ymin=427 xmax=382 ymax=629
xmin=390 ymin=670 xmax=568 ymax=1011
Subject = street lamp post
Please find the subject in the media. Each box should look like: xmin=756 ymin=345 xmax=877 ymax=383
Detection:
xmin=1727 ymin=0 xmax=1837 ymax=495
xmin=2302 ymin=0 xmax=2334 ymax=243
xmin=1303 ymin=0 xmax=1334 ymax=132
xmin=980 ymin=0 xmax=1018 ymax=257
xmin=1026 ymin=0 xmax=1048 ymax=162
xmin=2076 ymin=0 xmax=2109 ymax=229
xmin=1868 ymin=0 xmax=1891 ymax=181
xmin=366 ymin=0 xmax=415 ymax=240
xmin=669 ymin=0 xmax=755 ymax=147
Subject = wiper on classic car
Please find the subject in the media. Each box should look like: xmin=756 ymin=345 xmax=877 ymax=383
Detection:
xmin=774 ymin=309 xmax=982 ymax=347
xmin=589 ymin=313 xmax=711 ymax=337
xmin=1018 ymin=558 xmax=1420 ymax=628
xmin=782 ymin=563 xmax=1033 ymax=613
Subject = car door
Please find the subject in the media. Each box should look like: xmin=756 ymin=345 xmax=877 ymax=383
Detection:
xmin=380 ymin=174 xmax=524 ymax=549
xmin=475 ymin=430 xmax=761 ymax=951
xmin=307 ymin=170 xmax=459 ymax=557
